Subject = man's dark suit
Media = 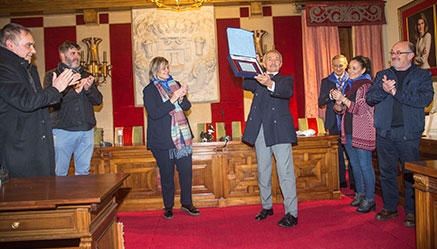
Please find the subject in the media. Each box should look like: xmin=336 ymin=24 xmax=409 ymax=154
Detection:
xmin=242 ymin=73 xmax=297 ymax=146
xmin=318 ymin=75 xmax=354 ymax=188
xmin=318 ymin=77 xmax=338 ymax=134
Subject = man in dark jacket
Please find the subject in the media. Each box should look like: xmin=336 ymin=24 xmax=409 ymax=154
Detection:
xmin=366 ymin=41 xmax=434 ymax=227
xmin=0 ymin=23 xmax=79 ymax=178
xmin=318 ymin=54 xmax=354 ymax=189
xmin=242 ymin=50 xmax=298 ymax=228
xmin=44 ymin=41 xmax=103 ymax=176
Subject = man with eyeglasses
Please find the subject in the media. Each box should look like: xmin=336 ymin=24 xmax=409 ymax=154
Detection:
xmin=318 ymin=54 xmax=355 ymax=190
xmin=366 ymin=41 xmax=434 ymax=227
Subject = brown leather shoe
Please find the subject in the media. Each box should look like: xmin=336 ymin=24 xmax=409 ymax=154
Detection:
xmin=375 ymin=208 xmax=398 ymax=221
xmin=403 ymin=213 xmax=415 ymax=227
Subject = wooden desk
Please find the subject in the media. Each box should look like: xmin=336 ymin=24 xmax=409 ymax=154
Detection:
xmin=420 ymin=135 xmax=437 ymax=160
xmin=86 ymin=135 xmax=340 ymax=211
xmin=405 ymin=160 xmax=437 ymax=249
xmin=0 ymin=173 xmax=129 ymax=249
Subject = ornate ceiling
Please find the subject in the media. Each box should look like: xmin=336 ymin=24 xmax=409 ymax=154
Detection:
xmin=0 ymin=0 xmax=325 ymax=17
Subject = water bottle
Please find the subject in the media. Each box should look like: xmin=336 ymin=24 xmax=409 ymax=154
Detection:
xmin=117 ymin=128 xmax=124 ymax=147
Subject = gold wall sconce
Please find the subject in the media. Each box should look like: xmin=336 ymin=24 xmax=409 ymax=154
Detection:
xmin=80 ymin=37 xmax=111 ymax=86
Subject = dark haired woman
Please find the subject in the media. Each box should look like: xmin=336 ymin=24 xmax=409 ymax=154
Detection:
xmin=331 ymin=55 xmax=376 ymax=213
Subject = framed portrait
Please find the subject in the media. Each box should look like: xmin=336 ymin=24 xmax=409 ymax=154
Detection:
xmin=398 ymin=0 xmax=437 ymax=78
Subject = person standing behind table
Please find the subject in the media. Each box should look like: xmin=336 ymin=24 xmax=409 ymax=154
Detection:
xmin=143 ymin=56 xmax=199 ymax=220
xmin=0 ymin=23 xmax=80 ymax=178
xmin=318 ymin=54 xmax=355 ymax=190
xmin=331 ymin=55 xmax=376 ymax=213
xmin=43 ymin=41 xmax=103 ymax=176
xmin=242 ymin=49 xmax=298 ymax=228
xmin=366 ymin=41 xmax=434 ymax=227
xmin=414 ymin=13 xmax=432 ymax=69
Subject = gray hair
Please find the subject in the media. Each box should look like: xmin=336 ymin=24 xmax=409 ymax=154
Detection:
xmin=0 ymin=23 xmax=31 ymax=48
xmin=263 ymin=49 xmax=283 ymax=64
xmin=59 ymin=40 xmax=81 ymax=53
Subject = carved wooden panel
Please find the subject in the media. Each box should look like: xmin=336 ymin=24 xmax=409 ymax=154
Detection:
xmin=406 ymin=161 xmax=437 ymax=249
xmin=222 ymin=149 xmax=258 ymax=197
xmin=82 ymin=136 xmax=342 ymax=211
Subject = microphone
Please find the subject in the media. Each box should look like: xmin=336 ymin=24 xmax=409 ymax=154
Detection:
xmin=221 ymin=135 xmax=230 ymax=148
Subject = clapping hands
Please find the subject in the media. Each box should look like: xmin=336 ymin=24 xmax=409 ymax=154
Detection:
xmin=74 ymin=75 xmax=95 ymax=93
xmin=382 ymin=75 xmax=396 ymax=96
xmin=52 ymin=68 xmax=81 ymax=93
xmin=170 ymin=84 xmax=188 ymax=104
xmin=331 ymin=89 xmax=346 ymax=104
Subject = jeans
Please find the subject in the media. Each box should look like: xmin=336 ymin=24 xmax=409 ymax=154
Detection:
xmin=53 ymin=128 xmax=95 ymax=176
xmin=343 ymin=134 xmax=375 ymax=201
xmin=376 ymin=127 xmax=420 ymax=214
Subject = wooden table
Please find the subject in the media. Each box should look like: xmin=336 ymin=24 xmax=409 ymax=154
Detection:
xmin=0 ymin=173 xmax=129 ymax=249
xmin=405 ymin=160 xmax=437 ymax=249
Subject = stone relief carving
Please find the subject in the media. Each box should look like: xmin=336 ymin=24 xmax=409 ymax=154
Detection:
xmin=132 ymin=6 xmax=219 ymax=106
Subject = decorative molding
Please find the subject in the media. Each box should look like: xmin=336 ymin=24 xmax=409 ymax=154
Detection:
xmin=83 ymin=9 xmax=98 ymax=24
xmin=305 ymin=1 xmax=386 ymax=26
xmin=250 ymin=2 xmax=263 ymax=16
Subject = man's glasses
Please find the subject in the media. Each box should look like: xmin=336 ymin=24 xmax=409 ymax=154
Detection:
xmin=332 ymin=64 xmax=345 ymax=68
xmin=389 ymin=50 xmax=412 ymax=56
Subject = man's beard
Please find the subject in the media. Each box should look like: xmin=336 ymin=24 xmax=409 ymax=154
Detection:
xmin=66 ymin=58 xmax=80 ymax=70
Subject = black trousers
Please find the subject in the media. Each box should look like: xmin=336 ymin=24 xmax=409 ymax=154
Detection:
xmin=152 ymin=149 xmax=193 ymax=209
xmin=329 ymin=124 xmax=354 ymax=186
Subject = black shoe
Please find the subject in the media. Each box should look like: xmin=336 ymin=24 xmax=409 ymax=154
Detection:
xmin=350 ymin=193 xmax=365 ymax=207
xmin=356 ymin=199 xmax=376 ymax=213
xmin=181 ymin=205 xmax=200 ymax=216
xmin=403 ymin=213 xmax=415 ymax=227
xmin=375 ymin=208 xmax=398 ymax=221
xmin=277 ymin=213 xmax=298 ymax=228
xmin=163 ymin=208 xmax=174 ymax=220
xmin=255 ymin=208 xmax=273 ymax=220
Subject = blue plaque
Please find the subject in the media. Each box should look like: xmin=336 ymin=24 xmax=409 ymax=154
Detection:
xmin=226 ymin=27 xmax=264 ymax=78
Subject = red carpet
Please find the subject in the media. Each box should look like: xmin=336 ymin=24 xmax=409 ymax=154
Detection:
xmin=117 ymin=190 xmax=415 ymax=249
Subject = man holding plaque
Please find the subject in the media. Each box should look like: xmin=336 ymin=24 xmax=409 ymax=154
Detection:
xmin=242 ymin=49 xmax=298 ymax=228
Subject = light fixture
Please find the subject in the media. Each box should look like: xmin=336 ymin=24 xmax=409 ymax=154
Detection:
xmin=80 ymin=37 xmax=112 ymax=86
xmin=151 ymin=0 xmax=206 ymax=11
